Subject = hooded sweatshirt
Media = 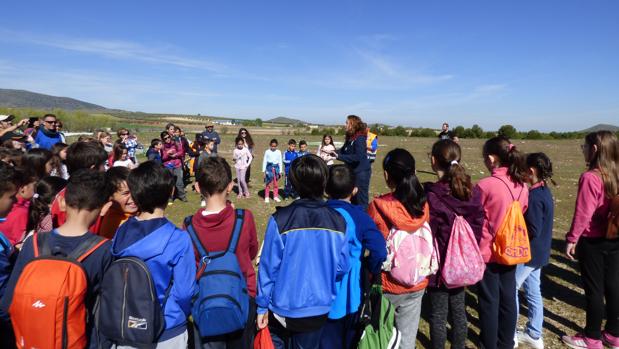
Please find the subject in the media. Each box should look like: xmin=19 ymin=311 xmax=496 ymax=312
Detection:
xmin=0 ymin=196 xmax=30 ymax=245
xmin=424 ymin=181 xmax=485 ymax=288
xmin=368 ymin=193 xmax=430 ymax=294
xmin=111 ymin=217 xmax=196 ymax=341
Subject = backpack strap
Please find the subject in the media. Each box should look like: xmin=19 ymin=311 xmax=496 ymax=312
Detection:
xmin=184 ymin=215 xmax=209 ymax=258
xmin=492 ymin=176 xmax=524 ymax=201
xmin=34 ymin=232 xmax=51 ymax=257
xmin=227 ymin=209 xmax=245 ymax=253
xmin=72 ymin=235 xmax=107 ymax=263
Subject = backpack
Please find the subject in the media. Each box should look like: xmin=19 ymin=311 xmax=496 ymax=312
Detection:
xmin=491 ymin=177 xmax=531 ymax=265
xmin=357 ymin=283 xmax=400 ymax=349
xmin=441 ymin=215 xmax=485 ymax=288
xmin=382 ymin=222 xmax=438 ymax=287
xmin=185 ymin=209 xmax=250 ymax=337
xmin=607 ymin=194 xmax=619 ymax=240
xmin=96 ymin=256 xmax=173 ymax=345
xmin=9 ymin=233 xmax=106 ymax=349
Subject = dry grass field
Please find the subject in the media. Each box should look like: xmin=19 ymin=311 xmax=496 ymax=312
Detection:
xmin=140 ymin=131 xmax=586 ymax=348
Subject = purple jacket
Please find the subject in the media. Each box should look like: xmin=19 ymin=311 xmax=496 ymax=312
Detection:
xmin=424 ymin=181 xmax=485 ymax=287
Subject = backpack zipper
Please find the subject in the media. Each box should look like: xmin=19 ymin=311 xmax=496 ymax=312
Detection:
xmin=62 ymin=297 xmax=69 ymax=349
xmin=199 ymin=294 xmax=243 ymax=310
xmin=119 ymin=258 xmax=156 ymax=302
xmin=121 ymin=267 xmax=128 ymax=339
xmin=201 ymin=270 xmax=242 ymax=279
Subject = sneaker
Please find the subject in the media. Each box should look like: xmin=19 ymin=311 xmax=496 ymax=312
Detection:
xmin=562 ymin=334 xmax=603 ymax=349
xmin=516 ymin=331 xmax=543 ymax=349
xmin=274 ymin=197 xmax=282 ymax=203
xmin=264 ymin=197 xmax=270 ymax=203
xmin=200 ymin=200 xmax=206 ymax=207
xmin=168 ymin=200 xmax=174 ymax=206
xmin=603 ymin=331 xmax=619 ymax=349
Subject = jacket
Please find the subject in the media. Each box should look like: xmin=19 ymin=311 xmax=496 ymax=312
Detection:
xmin=283 ymin=150 xmax=299 ymax=174
xmin=327 ymin=200 xmax=387 ymax=319
xmin=473 ymin=167 xmax=529 ymax=263
xmin=162 ymin=141 xmax=185 ymax=169
xmin=367 ymin=193 xmax=430 ymax=294
xmin=0 ymin=232 xmax=12 ymax=300
xmin=0 ymin=196 xmax=30 ymax=245
xmin=337 ymin=134 xmax=371 ymax=176
xmin=526 ymin=182 xmax=554 ymax=267
xmin=146 ymin=147 xmax=162 ymax=165
xmin=566 ymin=171 xmax=610 ymax=243
xmin=111 ymin=217 xmax=196 ymax=341
xmin=424 ymin=181 xmax=484 ymax=287
xmin=34 ymin=128 xmax=62 ymax=150
xmin=201 ymin=130 xmax=221 ymax=153
xmin=189 ymin=205 xmax=259 ymax=297
xmin=256 ymin=199 xmax=350 ymax=318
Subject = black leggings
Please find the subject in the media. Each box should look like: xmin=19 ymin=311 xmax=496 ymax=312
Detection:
xmin=577 ymin=238 xmax=619 ymax=339
xmin=428 ymin=286 xmax=467 ymax=349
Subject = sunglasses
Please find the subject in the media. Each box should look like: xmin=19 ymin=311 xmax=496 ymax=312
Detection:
xmin=43 ymin=120 xmax=56 ymax=124
xmin=120 ymin=133 xmax=128 ymax=136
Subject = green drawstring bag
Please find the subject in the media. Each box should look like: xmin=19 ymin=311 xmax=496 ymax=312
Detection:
xmin=357 ymin=284 xmax=401 ymax=349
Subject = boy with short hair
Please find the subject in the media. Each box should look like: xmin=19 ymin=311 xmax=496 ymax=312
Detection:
xmin=98 ymin=167 xmax=138 ymax=239
xmin=256 ymin=154 xmax=350 ymax=348
xmin=297 ymin=140 xmax=309 ymax=157
xmin=283 ymin=139 xmax=298 ymax=200
xmin=188 ymin=156 xmax=259 ymax=348
xmin=1 ymin=169 xmax=113 ymax=349
xmin=147 ymin=138 xmax=163 ymax=164
xmin=109 ymin=161 xmax=195 ymax=348
xmin=321 ymin=164 xmax=387 ymax=348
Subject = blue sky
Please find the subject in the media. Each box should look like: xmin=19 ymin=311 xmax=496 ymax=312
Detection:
xmin=1 ymin=1 xmax=618 ymax=131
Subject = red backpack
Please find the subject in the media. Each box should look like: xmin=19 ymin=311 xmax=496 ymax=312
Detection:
xmin=9 ymin=233 xmax=106 ymax=349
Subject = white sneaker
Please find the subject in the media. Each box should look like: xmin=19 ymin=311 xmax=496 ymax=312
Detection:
xmin=517 ymin=330 xmax=543 ymax=349
xmin=274 ymin=197 xmax=282 ymax=203
xmin=200 ymin=200 xmax=206 ymax=207
xmin=264 ymin=197 xmax=270 ymax=203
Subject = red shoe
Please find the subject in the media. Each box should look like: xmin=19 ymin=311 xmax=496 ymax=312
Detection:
xmin=562 ymin=334 xmax=603 ymax=349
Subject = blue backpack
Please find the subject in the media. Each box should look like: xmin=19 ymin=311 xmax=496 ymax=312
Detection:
xmin=185 ymin=209 xmax=249 ymax=337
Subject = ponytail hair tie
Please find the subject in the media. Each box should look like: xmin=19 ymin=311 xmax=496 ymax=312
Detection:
xmin=32 ymin=193 xmax=39 ymax=199
xmin=508 ymin=143 xmax=515 ymax=151
xmin=450 ymin=160 xmax=459 ymax=166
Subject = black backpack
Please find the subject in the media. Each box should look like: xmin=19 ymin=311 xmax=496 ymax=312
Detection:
xmin=96 ymin=257 xmax=173 ymax=346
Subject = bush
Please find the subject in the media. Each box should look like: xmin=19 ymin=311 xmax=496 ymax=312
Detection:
xmin=498 ymin=125 xmax=518 ymax=139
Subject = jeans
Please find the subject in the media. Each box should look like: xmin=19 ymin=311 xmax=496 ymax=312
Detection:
xmin=352 ymin=170 xmax=371 ymax=211
xmin=236 ymin=167 xmax=249 ymax=196
xmin=477 ymin=263 xmax=517 ymax=349
xmin=577 ymin=237 xmax=619 ymax=339
xmin=515 ymin=264 xmax=543 ymax=340
xmin=385 ymin=289 xmax=425 ymax=349
xmin=428 ymin=286 xmax=467 ymax=349
xmin=270 ymin=325 xmax=324 ymax=349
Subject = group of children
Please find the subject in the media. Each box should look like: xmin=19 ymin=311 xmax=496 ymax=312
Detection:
xmin=0 ymin=127 xmax=617 ymax=349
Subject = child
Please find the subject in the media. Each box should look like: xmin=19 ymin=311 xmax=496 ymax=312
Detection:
xmin=262 ymin=138 xmax=283 ymax=203
xmin=22 ymin=148 xmax=53 ymax=179
xmin=25 ymin=176 xmax=67 ymax=236
xmin=99 ymin=167 xmax=138 ymax=239
xmin=189 ymin=156 xmax=259 ymax=348
xmin=110 ymin=161 xmax=195 ymax=347
xmin=317 ymin=134 xmax=336 ymax=165
xmin=322 ymin=164 xmax=387 ymax=348
xmin=562 ymin=131 xmax=619 ymax=349
xmin=368 ymin=148 xmax=430 ymax=349
xmin=49 ymin=142 xmax=69 ymax=179
xmin=0 ymin=169 xmax=37 ymax=245
xmin=424 ymin=140 xmax=484 ymax=349
xmin=233 ymin=136 xmax=253 ymax=198
xmin=297 ymin=140 xmax=309 ymax=157
xmin=474 ymin=136 xmax=528 ymax=349
xmin=147 ymin=138 xmax=163 ymax=165
xmin=117 ymin=128 xmax=138 ymax=164
xmin=283 ymin=139 xmax=298 ymax=200
xmin=514 ymin=153 xmax=555 ymax=349
xmin=256 ymin=154 xmax=350 ymax=349
xmin=112 ymin=143 xmax=135 ymax=169
xmin=1 ymin=169 xmax=113 ymax=349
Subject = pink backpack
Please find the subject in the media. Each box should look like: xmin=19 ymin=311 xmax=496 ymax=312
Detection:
xmin=440 ymin=215 xmax=485 ymax=288
xmin=383 ymin=222 xmax=438 ymax=287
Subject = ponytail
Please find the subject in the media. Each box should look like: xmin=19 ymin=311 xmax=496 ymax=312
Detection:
xmin=526 ymin=152 xmax=557 ymax=186
xmin=431 ymin=139 xmax=472 ymax=201
xmin=383 ymin=148 xmax=427 ymax=218
xmin=26 ymin=176 xmax=67 ymax=233
xmin=483 ymin=136 xmax=527 ymax=185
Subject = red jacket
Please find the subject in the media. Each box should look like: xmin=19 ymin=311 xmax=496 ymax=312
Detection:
xmin=0 ymin=196 xmax=30 ymax=245
xmin=368 ymin=193 xmax=430 ymax=294
xmin=189 ymin=204 xmax=259 ymax=297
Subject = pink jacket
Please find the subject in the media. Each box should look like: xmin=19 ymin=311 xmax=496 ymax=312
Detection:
xmin=474 ymin=167 xmax=529 ymax=263
xmin=566 ymin=171 xmax=610 ymax=243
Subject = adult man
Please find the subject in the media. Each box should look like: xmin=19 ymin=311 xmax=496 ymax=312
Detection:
xmin=202 ymin=122 xmax=221 ymax=154
xmin=34 ymin=114 xmax=62 ymax=150
xmin=438 ymin=122 xmax=455 ymax=140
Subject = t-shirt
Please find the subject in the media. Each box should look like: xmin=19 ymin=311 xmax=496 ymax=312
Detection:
xmin=113 ymin=159 xmax=134 ymax=168
xmin=438 ymin=130 xmax=455 ymax=140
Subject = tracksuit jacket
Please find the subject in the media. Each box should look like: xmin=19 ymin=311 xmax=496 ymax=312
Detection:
xmin=257 ymin=199 xmax=350 ymax=318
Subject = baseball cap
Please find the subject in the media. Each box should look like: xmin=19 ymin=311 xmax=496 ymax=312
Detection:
xmin=0 ymin=115 xmax=15 ymax=122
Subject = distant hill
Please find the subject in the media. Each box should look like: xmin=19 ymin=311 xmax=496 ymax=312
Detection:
xmin=0 ymin=88 xmax=108 ymax=111
xmin=580 ymin=124 xmax=619 ymax=133
xmin=267 ymin=116 xmax=309 ymax=125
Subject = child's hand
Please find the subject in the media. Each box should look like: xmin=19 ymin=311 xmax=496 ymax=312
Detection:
xmin=257 ymin=312 xmax=269 ymax=330
xmin=565 ymin=242 xmax=577 ymax=261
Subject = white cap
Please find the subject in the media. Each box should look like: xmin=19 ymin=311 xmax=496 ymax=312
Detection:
xmin=0 ymin=115 xmax=15 ymax=122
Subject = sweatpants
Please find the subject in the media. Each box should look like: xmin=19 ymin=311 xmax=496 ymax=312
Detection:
xmin=385 ymin=289 xmax=425 ymax=349
xmin=577 ymin=237 xmax=619 ymax=339
xmin=270 ymin=323 xmax=324 ymax=349
xmin=477 ymin=263 xmax=517 ymax=349
xmin=428 ymin=286 xmax=467 ymax=349
xmin=236 ymin=168 xmax=249 ymax=196
xmin=265 ymin=177 xmax=279 ymax=199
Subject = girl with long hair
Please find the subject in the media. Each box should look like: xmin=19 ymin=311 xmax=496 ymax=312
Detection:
xmin=238 ymin=128 xmax=254 ymax=184
xmin=49 ymin=143 xmax=69 ymax=179
xmin=317 ymin=134 xmax=336 ymax=165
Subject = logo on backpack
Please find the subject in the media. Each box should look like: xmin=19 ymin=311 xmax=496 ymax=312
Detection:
xmin=9 ymin=232 xmax=107 ymax=349
xmin=128 ymin=316 xmax=148 ymax=330
xmin=185 ymin=209 xmax=250 ymax=338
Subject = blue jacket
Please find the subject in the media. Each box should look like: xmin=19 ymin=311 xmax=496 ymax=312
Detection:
xmin=338 ymin=135 xmax=371 ymax=179
xmin=0 ymin=231 xmax=12 ymax=301
xmin=111 ymin=217 xmax=196 ymax=341
xmin=257 ymin=199 xmax=350 ymax=318
xmin=283 ymin=150 xmax=298 ymax=175
xmin=34 ymin=128 xmax=62 ymax=150
xmin=525 ymin=184 xmax=554 ymax=267
xmin=326 ymin=200 xmax=387 ymax=319
xmin=146 ymin=147 xmax=162 ymax=165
